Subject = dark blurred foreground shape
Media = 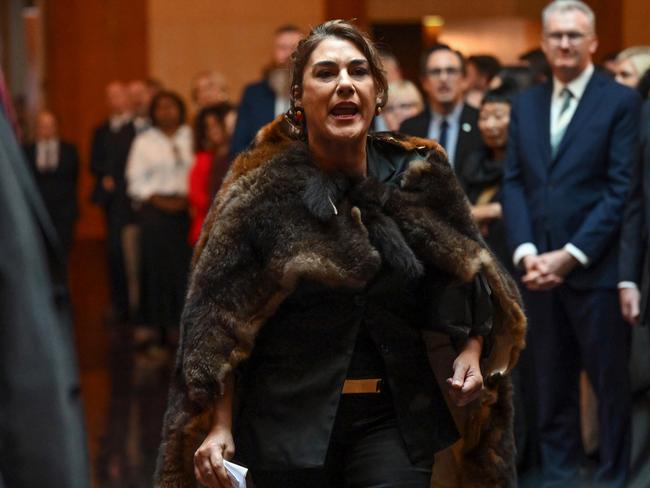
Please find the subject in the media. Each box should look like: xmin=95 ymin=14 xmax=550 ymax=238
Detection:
xmin=0 ymin=108 xmax=90 ymax=487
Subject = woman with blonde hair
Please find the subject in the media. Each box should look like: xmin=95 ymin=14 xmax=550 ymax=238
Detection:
xmin=382 ymin=80 xmax=424 ymax=132
xmin=615 ymin=46 xmax=650 ymax=89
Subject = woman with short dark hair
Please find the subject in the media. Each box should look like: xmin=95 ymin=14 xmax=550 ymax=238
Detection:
xmin=126 ymin=90 xmax=193 ymax=343
xmin=156 ymin=21 xmax=525 ymax=488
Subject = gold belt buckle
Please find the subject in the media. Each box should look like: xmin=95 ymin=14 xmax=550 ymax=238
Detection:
xmin=342 ymin=378 xmax=383 ymax=394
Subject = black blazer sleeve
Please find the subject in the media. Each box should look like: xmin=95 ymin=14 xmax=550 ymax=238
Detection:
xmin=619 ymin=119 xmax=648 ymax=284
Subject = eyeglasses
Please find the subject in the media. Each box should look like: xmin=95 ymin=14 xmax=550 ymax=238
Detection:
xmin=426 ymin=67 xmax=462 ymax=78
xmin=544 ymin=31 xmax=588 ymax=45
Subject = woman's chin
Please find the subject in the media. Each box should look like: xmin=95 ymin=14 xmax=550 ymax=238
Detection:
xmin=323 ymin=122 xmax=370 ymax=143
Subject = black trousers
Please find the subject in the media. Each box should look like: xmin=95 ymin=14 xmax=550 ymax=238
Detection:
xmin=138 ymin=204 xmax=190 ymax=331
xmin=252 ymin=391 xmax=432 ymax=488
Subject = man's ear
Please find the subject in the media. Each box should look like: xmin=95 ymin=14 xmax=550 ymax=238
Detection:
xmin=589 ymin=35 xmax=599 ymax=55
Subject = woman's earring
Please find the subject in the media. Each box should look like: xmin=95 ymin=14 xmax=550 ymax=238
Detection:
xmin=375 ymin=105 xmax=382 ymax=115
xmin=286 ymin=106 xmax=306 ymax=138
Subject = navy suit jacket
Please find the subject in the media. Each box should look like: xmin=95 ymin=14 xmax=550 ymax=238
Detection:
xmin=230 ymin=79 xmax=276 ymax=158
xmin=23 ymin=141 xmax=79 ymax=223
xmin=502 ymin=71 xmax=641 ymax=289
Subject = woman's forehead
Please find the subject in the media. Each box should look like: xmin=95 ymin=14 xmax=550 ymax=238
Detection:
xmin=307 ymin=38 xmax=367 ymax=65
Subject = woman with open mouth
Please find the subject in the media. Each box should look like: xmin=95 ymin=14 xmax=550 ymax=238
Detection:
xmin=155 ymin=20 xmax=525 ymax=488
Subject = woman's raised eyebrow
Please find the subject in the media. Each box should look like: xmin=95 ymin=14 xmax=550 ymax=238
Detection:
xmin=312 ymin=60 xmax=338 ymax=68
xmin=312 ymin=58 xmax=368 ymax=68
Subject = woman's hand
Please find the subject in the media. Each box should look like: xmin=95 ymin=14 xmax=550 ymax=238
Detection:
xmin=194 ymin=426 xmax=235 ymax=488
xmin=447 ymin=336 xmax=484 ymax=407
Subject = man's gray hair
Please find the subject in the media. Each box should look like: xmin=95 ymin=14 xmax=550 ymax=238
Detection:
xmin=542 ymin=0 xmax=596 ymax=33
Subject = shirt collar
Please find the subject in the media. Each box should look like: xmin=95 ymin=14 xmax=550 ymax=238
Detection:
xmin=37 ymin=138 xmax=59 ymax=146
xmin=430 ymin=102 xmax=464 ymax=124
xmin=553 ymin=63 xmax=594 ymax=101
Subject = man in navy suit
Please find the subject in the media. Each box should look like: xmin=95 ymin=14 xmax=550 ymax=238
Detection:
xmin=399 ymin=44 xmax=483 ymax=189
xmin=23 ymin=111 xmax=79 ymax=259
xmin=230 ymin=25 xmax=302 ymax=157
xmin=501 ymin=1 xmax=640 ymax=486
xmin=90 ymin=81 xmax=136 ymax=321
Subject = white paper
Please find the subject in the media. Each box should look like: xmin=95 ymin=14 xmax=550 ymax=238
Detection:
xmin=224 ymin=460 xmax=248 ymax=488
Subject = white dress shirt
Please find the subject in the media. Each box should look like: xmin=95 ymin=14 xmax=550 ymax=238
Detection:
xmin=126 ymin=126 xmax=193 ymax=202
xmin=427 ymin=102 xmax=464 ymax=168
xmin=512 ymin=64 xmax=595 ymax=269
xmin=36 ymin=139 xmax=60 ymax=171
xmin=109 ymin=112 xmax=133 ymax=132
xmin=274 ymin=96 xmax=290 ymax=118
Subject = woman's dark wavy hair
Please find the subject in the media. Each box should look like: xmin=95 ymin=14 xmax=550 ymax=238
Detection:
xmin=193 ymin=102 xmax=234 ymax=151
xmin=149 ymin=90 xmax=187 ymax=128
xmin=289 ymin=20 xmax=388 ymax=115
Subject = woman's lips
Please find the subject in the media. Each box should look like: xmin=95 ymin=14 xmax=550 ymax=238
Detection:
xmin=330 ymin=103 xmax=359 ymax=120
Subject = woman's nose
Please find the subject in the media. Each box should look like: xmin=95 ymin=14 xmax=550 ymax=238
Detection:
xmin=336 ymin=71 xmax=355 ymax=96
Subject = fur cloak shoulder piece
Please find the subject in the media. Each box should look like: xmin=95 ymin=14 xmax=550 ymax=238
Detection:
xmin=156 ymin=116 xmax=527 ymax=487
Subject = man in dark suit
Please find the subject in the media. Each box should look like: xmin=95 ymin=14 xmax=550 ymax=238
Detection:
xmin=230 ymin=25 xmax=302 ymax=157
xmin=399 ymin=44 xmax=483 ymax=187
xmin=501 ymin=1 xmax=640 ymax=486
xmin=619 ymin=101 xmax=650 ymax=327
xmin=23 ymin=110 xmax=79 ymax=258
xmin=90 ymin=81 xmax=136 ymax=321
xmin=0 ymin=107 xmax=89 ymax=487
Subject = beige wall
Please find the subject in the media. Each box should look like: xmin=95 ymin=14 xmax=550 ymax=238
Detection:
xmin=368 ymin=0 xmax=521 ymax=21
xmin=622 ymin=0 xmax=650 ymax=47
xmin=439 ymin=17 xmax=541 ymax=65
xmin=148 ymin=0 xmax=325 ymax=108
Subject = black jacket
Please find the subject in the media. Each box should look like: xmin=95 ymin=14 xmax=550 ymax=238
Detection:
xmin=23 ymin=141 xmax=79 ymax=253
xmin=620 ymin=100 xmax=650 ymax=324
xmin=233 ymin=142 xmax=493 ymax=469
xmin=399 ymin=103 xmax=484 ymax=187
xmin=89 ymin=119 xmax=136 ymax=219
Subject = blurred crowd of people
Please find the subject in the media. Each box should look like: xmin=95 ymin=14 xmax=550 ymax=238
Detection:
xmin=7 ymin=0 xmax=650 ymax=485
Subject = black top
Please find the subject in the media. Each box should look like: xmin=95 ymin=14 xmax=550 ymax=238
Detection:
xmin=460 ymin=148 xmax=512 ymax=271
xmin=233 ymin=138 xmax=493 ymax=470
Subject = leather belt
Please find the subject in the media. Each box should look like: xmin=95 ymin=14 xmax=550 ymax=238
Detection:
xmin=342 ymin=378 xmax=383 ymax=394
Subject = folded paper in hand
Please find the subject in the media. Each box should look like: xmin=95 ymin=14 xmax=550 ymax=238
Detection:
xmin=224 ymin=460 xmax=248 ymax=488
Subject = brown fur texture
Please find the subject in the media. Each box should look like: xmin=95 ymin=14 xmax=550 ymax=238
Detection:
xmin=155 ymin=116 xmax=526 ymax=487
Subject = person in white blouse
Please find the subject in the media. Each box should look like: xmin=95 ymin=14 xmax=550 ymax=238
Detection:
xmin=126 ymin=91 xmax=193 ymax=346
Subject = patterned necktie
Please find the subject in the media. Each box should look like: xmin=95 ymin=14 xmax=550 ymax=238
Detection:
xmin=551 ymin=88 xmax=574 ymax=157
xmin=438 ymin=118 xmax=449 ymax=150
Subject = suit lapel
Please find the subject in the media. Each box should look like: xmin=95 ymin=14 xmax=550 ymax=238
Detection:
xmin=537 ymin=83 xmax=553 ymax=167
xmin=416 ymin=108 xmax=432 ymax=138
xmin=455 ymin=105 xmax=475 ymax=174
xmin=551 ymin=73 xmax=603 ymax=167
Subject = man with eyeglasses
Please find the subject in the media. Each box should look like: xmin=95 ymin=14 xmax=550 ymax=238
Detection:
xmin=501 ymin=1 xmax=640 ymax=486
xmin=399 ymin=44 xmax=483 ymax=186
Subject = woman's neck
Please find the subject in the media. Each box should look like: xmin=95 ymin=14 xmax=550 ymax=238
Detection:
xmin=308 ymin=134 xmax=367 ymax=179
xmin=491 ymin=146 xmax=506 ymax=161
